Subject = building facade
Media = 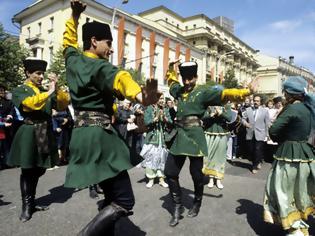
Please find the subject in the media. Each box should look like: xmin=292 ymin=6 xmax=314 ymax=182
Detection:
xmin=256 ymin=54 xmax=315 ymax=96
xmin=14 ymin=0 xmax=260 ymax=94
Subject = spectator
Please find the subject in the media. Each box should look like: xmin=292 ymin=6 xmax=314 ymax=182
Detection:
xmin=242 ymin=95 xmax=270 ymax=173
xmin=0 ymin=84 xmax=15 ymax=169
xmin=140 ymin=95 xmax=172 ymax=188
xmin=202 ymin=104 xmax=232 ymax=189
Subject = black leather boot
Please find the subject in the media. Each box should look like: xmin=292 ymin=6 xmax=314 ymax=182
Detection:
xmin=89 ymin=185 xmax=99 ymax=199
xmin=77 ymin=203 xmax=129 ymax=236
xmin=167 ymin=177 xmax=184 ymax=227
xmin=19 ymin=175 xmax=34 ymax=222
xmin=169 ymin=203 xmax=184 ymax=227
xmin=31 ymin=173 xmax=48 ymax=212
xmin=187 ymin=180 xmax=203 ymax=218
xmin=187 ymin=198 xmax=201 ymax=218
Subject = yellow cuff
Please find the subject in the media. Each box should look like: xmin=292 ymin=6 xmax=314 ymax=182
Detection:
xmin=166 ymin=69 xmax=179 ymax=87
xmin=22 ymin=92 xmax=50 ymax=111
xmin=221 ymin=88 xmax=250 ymax=101
xmin=113 ymin=71 xmax=142 ymax=101
xmin=56 ymin=90 xmax=70 ymax=111
xmin=63 ymin=17 xmax=78 ymax=49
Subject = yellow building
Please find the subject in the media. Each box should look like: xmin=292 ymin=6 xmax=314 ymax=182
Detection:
xmin=13 ymin=0 xmax=260 ymax=93
xmin=256 ymin=54 xmax=315 ymax=96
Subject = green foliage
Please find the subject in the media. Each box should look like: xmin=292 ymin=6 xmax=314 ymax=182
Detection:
xmin=223 ymin=69 xmax=239 ymax=88
xmin=205 ymin=80 xmax=216 ymax=87
xmin=47 ymin=47 xmax=66 ymax=87
xmin=123 ymin=67 xmax=146 ymax=86
xmin=0 ymin=24 xmax=29 ymax=90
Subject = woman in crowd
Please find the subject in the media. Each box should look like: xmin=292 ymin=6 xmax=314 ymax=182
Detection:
xmin=202 ymin=104 xmax=232 ymax=189
xmin=141 ymin=94 xmax=172 ymax=188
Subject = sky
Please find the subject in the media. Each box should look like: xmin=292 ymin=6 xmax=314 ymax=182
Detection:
xmin=1 ymin=0 xmax=314 ymax=73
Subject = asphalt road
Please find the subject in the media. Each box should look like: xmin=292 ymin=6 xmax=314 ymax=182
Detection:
xmin=0 ymin=158 xmax=314 ymax=236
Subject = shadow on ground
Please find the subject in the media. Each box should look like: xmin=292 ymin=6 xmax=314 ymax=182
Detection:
xmin=236 ymin=199 xmax=315 ymax=236
xmin=116 ymin=216 xmax=146 ymax=236
xmin=228 ymin=160 xmax=252 ymax=171
xmin=36 ymin=185 xmax=76 ymax=206
xmin=0 ymin=194 xmax=11 ymax=206
xmin=160 ymin=187 xmax=223 ymax=216
xmin=236 ymin=199 xmax=285 ymax=236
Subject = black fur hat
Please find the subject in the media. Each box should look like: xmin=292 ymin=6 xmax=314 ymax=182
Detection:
xmin=82 ymin=21 xmax=112 ymax=42
xmin=178 ymin=61 xmax=198 ymax=79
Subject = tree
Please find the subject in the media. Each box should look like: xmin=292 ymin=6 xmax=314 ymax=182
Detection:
xmin=123 ymin=67 xmax=146 ymax=86
xmin=223 ymin=68 xmax=239 ymax=88
xmin=0 ymin=24 xmax=29 ymax=90
xmin=47 ymin=47 xmax=66 ymax=87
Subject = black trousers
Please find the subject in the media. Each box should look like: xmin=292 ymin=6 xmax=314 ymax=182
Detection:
xmin=99 ymin=170 xmax=135 ymax=211
xmin=248 ymin=137 xmax=265 ymax=169
xmin=164 ymin=153 xmax=204 ymax=199
xmin=21 ymin=167 xmax=46 ymax=181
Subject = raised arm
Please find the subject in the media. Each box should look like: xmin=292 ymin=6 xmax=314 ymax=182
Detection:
xmin=63 ymin=0 xmax=86 ymax=50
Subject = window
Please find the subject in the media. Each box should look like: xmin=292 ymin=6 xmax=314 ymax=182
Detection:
xmin=27 ymin=27 xmax=31 ymax=38
xmin=165 ymin=17 xmax=168 ymax=22
xmin=185 ymin=26 xmax=188 ymax=30
xmin=152 ymin=65 xmax=157 ymax=79
xmin=176 ymin=24 xmax=179 ymax=28
xmin=49 ymin=46 xmax=54 ymax=64
xmin=32 ymin=48 xmax=37 ymax=57
xmin=121 ymin=57 xmax=127 ymax=68
xmin=38 ymin=22 xmax=42 ymax=35
xmin=193 ymin=24 xmax=196 ymax=28
xmin=50 ymin=17 xmax=54 ymax=30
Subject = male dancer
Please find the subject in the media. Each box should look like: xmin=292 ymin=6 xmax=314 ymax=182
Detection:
xmin=63 ymin=1 xmax=160 ymax=235
xmin=165 ymin=61 xmax=255 ymax=226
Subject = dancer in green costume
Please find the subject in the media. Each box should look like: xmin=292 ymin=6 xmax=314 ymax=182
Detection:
xmin=263 ymin=76 xmax=315 ymax=236
xmin=63 ymin=1 xmax=160 ymax=235
xmin=202 ymin=105 xmax=232 ymax=189
xmin=164 ymin=60 xmax=255 ymax=226
xmin=8 ymin=58 xmax=69 ymax=222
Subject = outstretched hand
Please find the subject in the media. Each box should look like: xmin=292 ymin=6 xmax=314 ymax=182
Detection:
xmin=168 ymin=59 xmax=181 ymax=71
xmin=141 ymin=79 xmax=162 ymax=106
xmin=71 ymin=0 xmax=87 ymax=18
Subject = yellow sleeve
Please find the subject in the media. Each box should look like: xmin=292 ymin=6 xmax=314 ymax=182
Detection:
xmin=63 ymin=17 xmax=78 ymax=49
xmin=113 ymin=71 xmax=142 ymax=101
xmin=112 ymin=103 xmax=118 ymax=115
xmin=21 ymin=92 xmax=50 ymax=111
xmin=221 ymin=88 xmax=250 ymax=101
xmin=56 ymin=90 xmax=70 ymax=111
xmin=166 ymin=69 xmax=179 ymax=87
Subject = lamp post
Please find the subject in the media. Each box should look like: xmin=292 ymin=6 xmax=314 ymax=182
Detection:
xmin=216 ymin=50 xmax=234 ymax=83
xmin=110 ymin=0 xmax=129 ymax=63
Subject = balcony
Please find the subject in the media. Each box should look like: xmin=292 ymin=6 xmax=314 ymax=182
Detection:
xmin=26 ymin=36 xmax=44 ymax=47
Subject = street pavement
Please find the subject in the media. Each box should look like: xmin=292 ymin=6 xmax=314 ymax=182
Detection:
xmin=0 ymin=159 xmax=314 ymax=236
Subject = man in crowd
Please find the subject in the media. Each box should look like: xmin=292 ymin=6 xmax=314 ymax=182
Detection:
xmin=0 ymin=84 xmax=15 ymax=169
xmin=242 ymin=95 xmax=270 ymax=173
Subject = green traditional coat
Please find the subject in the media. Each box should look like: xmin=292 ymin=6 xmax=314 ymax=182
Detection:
xmin=269 ymin=102 xmax=314 ymax=162
xmin=169 ymin=83 xmax=223 ymax=157
xmin=64 ymin=47 xmax=133 ymax=188
xmin=263 ymin=102 xmax=315 ymax=230
xmin=7 ymin=84 xmax=58 ymax=168
xmin=143 ymin=105 xmax=172 ymax=146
